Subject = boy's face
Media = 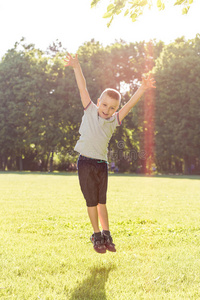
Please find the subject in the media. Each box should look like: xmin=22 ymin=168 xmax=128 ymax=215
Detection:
xmin=97 ymin=95 xmax=120 ymax=119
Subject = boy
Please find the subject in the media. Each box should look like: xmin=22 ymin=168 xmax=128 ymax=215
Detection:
xmin=65 ymin=53 xmax=156 ymax=254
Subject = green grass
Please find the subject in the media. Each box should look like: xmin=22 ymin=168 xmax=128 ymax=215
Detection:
xmin=0 ymin=172 xmax=200 ymax=299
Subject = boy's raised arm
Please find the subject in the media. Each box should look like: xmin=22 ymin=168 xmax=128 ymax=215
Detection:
xmin=118 ymin=75 xmax=156 ymax=123
xmin=65 ymin=53 xmax=91 ymax=109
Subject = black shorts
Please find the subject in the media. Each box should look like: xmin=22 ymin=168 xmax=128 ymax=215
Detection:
xmin=77 ymin=155 xmax=108 ymax=207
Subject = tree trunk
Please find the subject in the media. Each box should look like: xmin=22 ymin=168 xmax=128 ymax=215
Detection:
xmin=183 ymin=155 xmax=190 ymax=175
xmin=19 ymin=156 xmax=23 ymax=171
xmin=2 ymin=155 xmax=7 ymax=171
xmin=49 ymin=151 xmax=54 ymax=173
xmin=0 ymin=156 xmax=3 ymax=170
xmin=44 ymin=152 xmax=50 ymax=172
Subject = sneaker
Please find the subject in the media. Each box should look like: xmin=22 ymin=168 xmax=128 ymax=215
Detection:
xmin=102 ymin=233 xmax=116 ymax=252
xmin=90 ymin=234 xmax=106 ymax=254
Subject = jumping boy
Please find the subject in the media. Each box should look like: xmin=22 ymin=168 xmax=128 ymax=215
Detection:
xmin=65 ymin=53 xmax=156 ymax=254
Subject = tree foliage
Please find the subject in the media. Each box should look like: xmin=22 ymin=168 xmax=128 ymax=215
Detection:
xmin=154 ymin=35 xmax=200 ymax=173
xmin=91 ymin=0 xmax=194 ymax=26
xmin=0 ymin=35 xmax=199 ymax=174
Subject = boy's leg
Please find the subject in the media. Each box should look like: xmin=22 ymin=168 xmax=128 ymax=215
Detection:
xmin=78 ymin=158 xmax=101 ymax=232
xmin=87 ymin=206 xmax=100 ymax=233
xmin=102 ymin=231 xmax=116 ymax=252
xmin=88 ymin=205 xmax=107 ymax=254
xmin=97 ymin=203 xmax=109 ymax=231
xmin=77 ymin=157 xmax=106 ymax=253
xmin=98 ymin=204 xmax=116 ymax=252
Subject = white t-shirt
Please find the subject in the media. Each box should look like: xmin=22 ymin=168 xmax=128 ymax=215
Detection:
xmin=74 ymin=101 xmax=121 ymax=161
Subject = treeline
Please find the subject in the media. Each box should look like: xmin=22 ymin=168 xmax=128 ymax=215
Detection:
xmin=0 ymin=36 xmax=199 ymax=174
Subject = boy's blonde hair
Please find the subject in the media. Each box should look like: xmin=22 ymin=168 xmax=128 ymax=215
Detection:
xmin=100 ymin=88 xmax=121 ymax=104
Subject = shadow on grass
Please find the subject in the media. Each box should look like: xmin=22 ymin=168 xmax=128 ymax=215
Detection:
xmin=0 ymin=171 xmax=199 ymax=180
xmin=0 ymin=171 xmax=78 ymax=176
xmin=69 ymin=264 xmax=115 ymax=300
xmin=108 ymin=173 xmax=200 ymax=180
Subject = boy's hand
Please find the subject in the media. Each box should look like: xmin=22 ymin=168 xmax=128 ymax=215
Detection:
xmin=141 ymin=74 xmax=156 ymax=90
xmin=118 ymin=73 xmax=156 ymax=122
xmin=64 ymin=53 xmax=79 ymax=68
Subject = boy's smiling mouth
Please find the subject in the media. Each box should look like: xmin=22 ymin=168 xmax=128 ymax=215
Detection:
xmin=101 ymin=111 xmax=110 ymax=119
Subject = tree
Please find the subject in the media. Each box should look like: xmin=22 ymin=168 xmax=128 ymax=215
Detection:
xmin=91 ymin=0 xmax=194 ymax=27
xmin=3 ymin=36 xmax=199 ymax=175
xmin=103 ymin=40 xmax=163 ymax=172
xmin=0 ymin=40 xmax=42 ymax=170
xmin=154 ymin=35 xmax=200 ymax=174
xmin=0 ymin=39 xmax=63 ymax=171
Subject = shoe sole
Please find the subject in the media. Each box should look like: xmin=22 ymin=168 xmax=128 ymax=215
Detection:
xmin=105 ymin=246 xmax=116 ymax=252
xmin=91 ymin=236 xmax=107 ymax=253
xmin=94 ymin=247 xmax=106 ymax=254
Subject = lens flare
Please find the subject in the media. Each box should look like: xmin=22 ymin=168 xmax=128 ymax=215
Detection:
xmin=144 ymin=42 xmax=155 ymax=175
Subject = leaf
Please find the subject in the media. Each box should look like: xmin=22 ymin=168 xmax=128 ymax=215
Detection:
xmin=91 ymin=0 xmax=100 ymax=8
xmin=103 ymin=11 xmax=113 ymax=18
xmin=140 ymin=0 xmax=148 ymax=6
xmin=103 ymin=3 xmax=115 ymax=20
xmin=107 ymin=3 xmax=115 ymax=11
xmin=131 ymin=13 xmax=137 ymax=22
xmin=157 ymin=0 xmax=162 ymax=8
xmin=182 ymin=6 xmax=190 ymax=14
xmin=157 ymin=0 xmax=165 ymax=10
xmin=174 ymin=0 xmax=184 ymax=5
xmin=189 ymin=0 xmax=193 ymax=4
xmin=124 ymin=9 xmax=129 ymax=16
xmin=161 ymin=3 xmax=165 ymax=10
xmin=116 ymin=9 xmax=122 ymax=15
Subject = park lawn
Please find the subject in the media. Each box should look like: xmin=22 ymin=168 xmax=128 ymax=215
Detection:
xmin=0 ymin=172 xmax=200 ymax=300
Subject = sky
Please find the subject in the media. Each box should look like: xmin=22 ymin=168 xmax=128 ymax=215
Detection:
xmin=0 ymin=0 xmax=200 ymax=58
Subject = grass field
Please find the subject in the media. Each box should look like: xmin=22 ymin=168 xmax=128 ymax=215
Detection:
xmin=0 ymin=172 xmax=200 ymax=300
